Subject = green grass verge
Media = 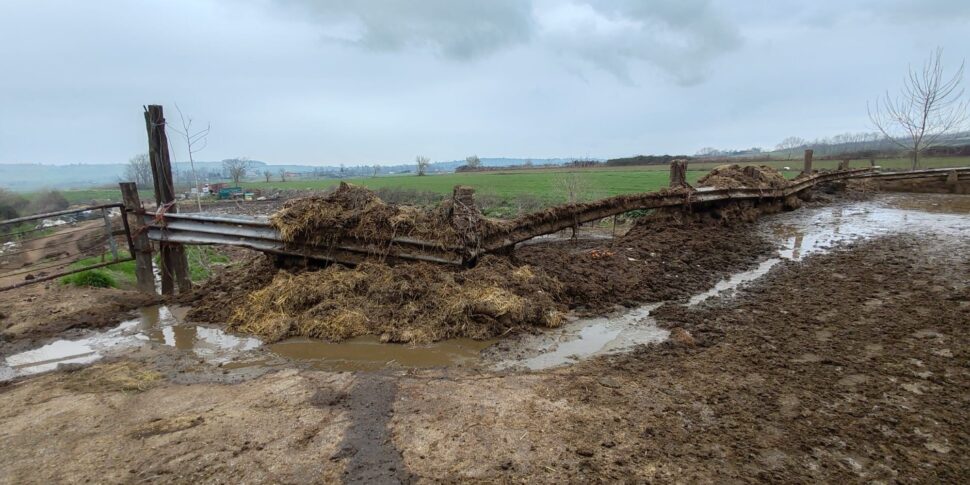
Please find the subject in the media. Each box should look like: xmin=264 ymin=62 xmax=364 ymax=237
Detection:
xmin=61 ymin=251 xmax=136 ymax=288
xmin=61 ymin=269 xmax=118 ymax=288
xmin=62 ymin=246 xmax=231 ymax=288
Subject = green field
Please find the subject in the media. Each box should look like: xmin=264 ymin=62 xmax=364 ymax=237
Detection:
xmin=246 ymin=169 xmax=697 ymax=202
xmin=24 ymin=155 xmax=970 ymax=209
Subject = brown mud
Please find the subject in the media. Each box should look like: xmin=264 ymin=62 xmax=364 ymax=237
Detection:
xmin=0 ymin=192 xmax=968 ymax=482
xmin=270 ymin=182 xmax=496 ymax=248
xmin=516 ymin=218 xmax=776 ymax=312
xmin=696 ymin=163 xmax=789 ymax=189
xmin=0 ymin=284 xmax=159 ymax=352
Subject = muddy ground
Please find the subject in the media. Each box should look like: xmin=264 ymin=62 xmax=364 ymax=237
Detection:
xmin=1 ymin=194 xmax=968 ymax=483
xmin=0 ymin=284 xmax=158 ymax=353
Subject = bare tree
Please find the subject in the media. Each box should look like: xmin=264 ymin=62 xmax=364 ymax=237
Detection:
xmin=278 ymin=168 xmax=287 ymax=182
xmin=695 ymin=147 xmax=719 ymax=157
xmin=124 ymin=153 xmax=152 ymax=187
xmin=553 ymin=172 xmax=590 ymax=204
xmin=869 ymin=48 xmax=968 ymax=170
xmin=416 ymin=156 xmax=430 ymax=176
xmin=553 ymin=172 xmax=591 ymax=240
xmin=775 ymin=136 xmax=806 ymax=160
xmin=169 ymin=104 xmax=210 ymax=211
xmin=465 ymin=155 xmax=481 ymax=169
xmin=263 ymin=170 xmax=272 ymax=182
xmin=372 ymin=165 xmax=380 ymax=177
xmin=223 ymin=158 xmax=252 ymax=185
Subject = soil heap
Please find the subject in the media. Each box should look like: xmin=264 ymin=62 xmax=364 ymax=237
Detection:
xmin=697 ymin=164 xmax=789 ymax=189
xmin=222 ymin=256 xmax=564 ymax=344
xmin=270 ymin=182 xmax=483 ymax=248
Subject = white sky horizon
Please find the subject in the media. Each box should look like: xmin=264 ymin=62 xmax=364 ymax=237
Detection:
xmin=1 ymin=0 xmax=967 ymax=166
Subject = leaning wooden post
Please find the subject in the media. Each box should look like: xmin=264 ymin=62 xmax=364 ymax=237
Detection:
xmin=802 ymin=149 xmax=814 ymax=176
xmin=451 ymin=185 xmax=481 ymax=263
xmin=669 ymin=159 xmax=688 ymax=187
xmin=144 ymin=105 xmax=192 ymax=294
xmin=120 ymin=182 xmax=157 ymax=295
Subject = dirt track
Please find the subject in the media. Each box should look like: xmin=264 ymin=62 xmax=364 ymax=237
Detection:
xmin=0 ymin=194 xmax=968 ymax=482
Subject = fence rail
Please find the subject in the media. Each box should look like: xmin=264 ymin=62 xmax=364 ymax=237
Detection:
xmin=0 ymin=204 xmax=134 ymax=291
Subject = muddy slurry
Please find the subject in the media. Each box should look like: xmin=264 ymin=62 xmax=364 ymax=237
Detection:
xmin=0 ymin=191 xmax=968 ymax=482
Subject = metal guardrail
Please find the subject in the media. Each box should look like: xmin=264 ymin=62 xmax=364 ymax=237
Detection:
xmin=142 ymin=167 xmax=881 ymax=266
xmin=144 ymin=213 xmax=465 ymax=265
xmin=844 ymin=166 xmax=970 ymax=182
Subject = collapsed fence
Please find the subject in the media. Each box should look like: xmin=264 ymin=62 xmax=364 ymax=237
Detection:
xmin=143 ymin=167 xmax=876 ymax=269
xmin=0 ymin=204 xmax=134 ymax=291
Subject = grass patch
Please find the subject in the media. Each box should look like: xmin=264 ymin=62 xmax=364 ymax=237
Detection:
xmin=61 ymin=269 xmax=117 ymax=288
xmin=186 ymin=246 xmax=230 ymax=282
xmin=65 ymin=251 xmax=136 ymax=285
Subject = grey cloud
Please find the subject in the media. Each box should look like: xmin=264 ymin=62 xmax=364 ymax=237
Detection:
xmin=272 ymin=0 xmax=742 ymax=84
xmin=536 ymin=0 xmax=742 ymax=85
xmin=272 ymin=0 xmax=534 ymax=59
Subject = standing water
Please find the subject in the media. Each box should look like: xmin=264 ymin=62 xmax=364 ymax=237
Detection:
xmin=2 ymin=193 xmax=968 ymax=377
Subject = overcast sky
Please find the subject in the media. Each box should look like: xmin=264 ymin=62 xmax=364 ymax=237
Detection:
xmin=1 ymin=0 xmax=968 ymax=166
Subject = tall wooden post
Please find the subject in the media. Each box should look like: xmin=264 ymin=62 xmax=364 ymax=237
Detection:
xmin=120 ymin=182 xmax=157 ymax=295
xmin=669 ymin=159 xmax=688 ymax=187
xmin=802 ymin=149 xmax=814 ymax=176
xmin=144 ymin=105 xmax=191 ymax=294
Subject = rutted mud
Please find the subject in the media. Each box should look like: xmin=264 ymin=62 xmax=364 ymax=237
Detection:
xmin=1 ymin=192 xmax=968 ymax=482
xmin=4 ymin=193 xmax=969 ymax=377
xmin=488 ymin=192 xmax=970 ymax=368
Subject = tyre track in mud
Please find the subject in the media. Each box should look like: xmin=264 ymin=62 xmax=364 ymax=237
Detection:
xmin=324 ymin=374 xmax=416 ymax=484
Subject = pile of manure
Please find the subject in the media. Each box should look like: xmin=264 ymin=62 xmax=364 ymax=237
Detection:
xmin=270 ymin=182 xmax=497 ymax=248
xmin=226 ymin=256 xmax=565 ymax=344
xmin=697 ymin=164 xmax=790 ymax=190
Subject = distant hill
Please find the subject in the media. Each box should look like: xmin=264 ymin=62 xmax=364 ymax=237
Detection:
xmin=0 ymin=157 xmax=584 ymax=191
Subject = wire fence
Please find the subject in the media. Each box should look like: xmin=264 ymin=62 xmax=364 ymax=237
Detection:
xmin=0 ymin=204 xmax=135 ymax=291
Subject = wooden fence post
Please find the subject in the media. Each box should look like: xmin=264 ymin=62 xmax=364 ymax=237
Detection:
xmin=802 ymin=149 xmax=814 ymax=176
xmin=669 ymin=159 xmax=688 ymax=187
xmin=120 ymin=182 xmax=157 ymax=295
xmin=451 ymin=185 xmax=482 ymax=262
xmin=144 ymin=105 xmax=191 ymax=294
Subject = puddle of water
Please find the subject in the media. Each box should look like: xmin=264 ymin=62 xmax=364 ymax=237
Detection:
xmin=492 ymin=304 xmax=669 ymax=370
xmin=689 ymin=258 xmax=782 ymax=306
xmin=4 ymin=194 xmax=968 ymax=377
xmin=494 ymin=194 xmax=970 ymax=369
xmin=267 ymin=336 xmax=493 ymax=372
xmin=691 ymin=196 xmax=970 ymax=305
xmin=0 ymin=305 xmax=261 ymax=379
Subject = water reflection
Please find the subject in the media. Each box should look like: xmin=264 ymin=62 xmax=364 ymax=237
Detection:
xmin=0 ymin=305 xmax=261 ymax=379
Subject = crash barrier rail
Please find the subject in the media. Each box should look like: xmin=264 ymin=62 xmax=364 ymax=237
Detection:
xmin=847 ymin=166 xmax=970 ymax=183
xmin=142 ymin=168 xmax=881 ymax=267
xmin=0 ymin=204 xmax=133 ymax=291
